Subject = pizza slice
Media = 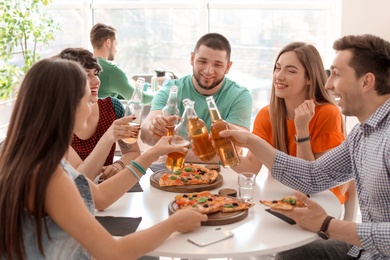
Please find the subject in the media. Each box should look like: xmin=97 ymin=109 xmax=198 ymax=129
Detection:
xmin=174 ymin=191 xmax=254 ymax=214
xmin=159 ymin=164 xmax=219 ymax=187
xmin=187 ymin=164 xmax=219 ymax=184
xmin=217 ymin=196 xmax=254 ymax=213
xmin=260 ymin=195 xmax=307 ymax=210
xmin=174 ymin=191 xmax=221 ymax=214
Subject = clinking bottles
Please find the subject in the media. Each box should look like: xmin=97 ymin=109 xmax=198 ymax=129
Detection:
xmin=123 ymin=77 xmax=144 ymax=144
xmin=161 ymin=86 xmax=179 ymax=136
xmin=165 ymin=100 xmax=191 ymax=172
xmin=183 ymin=98 xmax=216 ymax=162
xmin=206 ymin=96 xmax=240 ymax=168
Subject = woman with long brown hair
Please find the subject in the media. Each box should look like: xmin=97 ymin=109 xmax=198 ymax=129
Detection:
xmin=0 ymin=58 xmax=206 ymax=259
xmin=233 ymin=42 xmax=350 ymax=204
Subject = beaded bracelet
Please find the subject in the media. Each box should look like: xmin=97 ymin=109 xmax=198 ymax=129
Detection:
xmin=130 ymin=160 xmax=146 ymax=175
xmin=114 ymin=160 xmax=125 ymax=170
xmin=126 ymin=165 xmax=141 ymax=181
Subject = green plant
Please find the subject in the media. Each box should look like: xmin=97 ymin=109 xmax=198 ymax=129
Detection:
xmin=0 ymin=0 xmax=60 ymax=100
xmin=0 ymin=64 xmax=23 ymax=100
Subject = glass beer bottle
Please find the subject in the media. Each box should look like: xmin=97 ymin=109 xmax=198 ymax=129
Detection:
xmin=165 ymin=102 xmax=191 ymax=171
xmin=206 ymin=96 xmax=240 ymax=167
xmin=183 ymin=98 xmax=216 ymax=162
xmin=161 ymin=86 xmax=179 ymax=136
xmin=123 ymin=77 xmax=145 ymax=144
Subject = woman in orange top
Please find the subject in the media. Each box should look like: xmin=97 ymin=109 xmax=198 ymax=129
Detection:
xmin=234 ymin=42 xmax=350 ymax=204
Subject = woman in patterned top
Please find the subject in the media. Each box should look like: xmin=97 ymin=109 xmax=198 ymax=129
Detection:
xmin=58 ymin=48 xmax=139 ymax=180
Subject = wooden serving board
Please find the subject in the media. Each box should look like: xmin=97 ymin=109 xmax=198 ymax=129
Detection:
xmin=150 ymin=170 xmax=223 ymax=193
xmin=168 ymin=200 xmax=248 ymax=226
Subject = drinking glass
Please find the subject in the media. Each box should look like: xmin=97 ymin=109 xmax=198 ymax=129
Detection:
xmin=122 ymin=104 xmax=143 ymax=144
xmin=237 ymin=172 xmax=256 ymax=202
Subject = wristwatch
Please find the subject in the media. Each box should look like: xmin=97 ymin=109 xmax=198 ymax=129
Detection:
xmin=317 ymin=216 xmax=334 ymax=240
xmin=294 ymin=135 xmax=311 ymax=143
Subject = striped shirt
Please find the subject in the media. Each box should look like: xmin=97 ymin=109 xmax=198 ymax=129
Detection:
xmin=272 ymin=98 xmax=390 ymax=259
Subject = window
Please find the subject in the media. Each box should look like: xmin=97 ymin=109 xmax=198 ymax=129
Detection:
xmin=44 ymin=0 xmax=340 ymax=119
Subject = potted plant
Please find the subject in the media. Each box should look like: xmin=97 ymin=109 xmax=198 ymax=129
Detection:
xmin=0 ymin=0 xmax=60 ymax=140
xmin=0 ymin=0 xmax=60 ymax=100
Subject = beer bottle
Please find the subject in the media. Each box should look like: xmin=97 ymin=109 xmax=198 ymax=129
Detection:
xmin=161 ymin=86 xmax=179 ymax=136
xmin=123 ymin=77 xmax=144 ymax=144
xmin=165 ymin=100 xmax=191 ymax=172
xmin=205 ymin=96 xmax=240 ymax=168
xmin=183 ymin=98 xmax=216 ymax=162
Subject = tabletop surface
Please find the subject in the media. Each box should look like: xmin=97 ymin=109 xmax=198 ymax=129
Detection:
xmin=95 ymin=164 xmax=341 ymax=259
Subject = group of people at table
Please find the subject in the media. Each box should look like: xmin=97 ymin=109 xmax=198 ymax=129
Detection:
xmin=0 ymin=21 xmax=389 ymax=260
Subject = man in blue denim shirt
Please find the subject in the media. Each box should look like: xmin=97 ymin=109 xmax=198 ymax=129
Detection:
xmin=220 ymin=34 xmax=390 ymax=259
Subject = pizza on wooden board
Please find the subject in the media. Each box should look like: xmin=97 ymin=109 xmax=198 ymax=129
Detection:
xmin=260 ymin=195 xmax=307 ymax=210
xmin=174 ymin=191 xmax=254 ymax=214
xmin=159 ymin=164 xmax=219 ymax=187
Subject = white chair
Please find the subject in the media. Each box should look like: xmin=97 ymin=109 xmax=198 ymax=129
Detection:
xmin=342 ymin=180 xmax=359 ymax=222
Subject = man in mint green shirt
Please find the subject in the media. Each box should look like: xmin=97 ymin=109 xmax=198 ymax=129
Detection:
xmin=141 ymin=33 xmax=252 ymax=162
xmin=90 ymin=23 xmax=154 ymax=104
xmin=153 ymin=75 xmax=251 ymax=132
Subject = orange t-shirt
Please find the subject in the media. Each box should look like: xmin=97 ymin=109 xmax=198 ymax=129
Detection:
xmin=253 ymin=104 xmax=347 ymax=204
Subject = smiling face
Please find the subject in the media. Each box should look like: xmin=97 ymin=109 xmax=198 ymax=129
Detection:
xmin=273 ymin=51 xmax=310 ymax=102
xmin=85 ymin=68 xmax=100 ymax=103
xmin=325 ymin=50 xmax=364 ymax=117
xmin=190 ymin=45 xmax=232 ymax=95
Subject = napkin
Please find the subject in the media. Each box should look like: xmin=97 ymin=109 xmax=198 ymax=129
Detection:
xmin=265 ymin=209 xmax=296 ymax=225
xmin=96 ymin=216 xmax=142 ymax=236
xmin=127 ymin=182 xmax=143 ymax=193
xmin=149 ymin=162 xmax=168 ymax=173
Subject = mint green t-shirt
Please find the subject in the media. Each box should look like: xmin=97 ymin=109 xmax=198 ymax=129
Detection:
xmin=97 ymin=57 xmax=154 ymax=105
xmin=151 ymin=75 xmax=253 ymax=130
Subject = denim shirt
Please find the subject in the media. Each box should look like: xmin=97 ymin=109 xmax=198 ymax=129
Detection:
xmin=22 ymin=160 xmax=94 ymax=259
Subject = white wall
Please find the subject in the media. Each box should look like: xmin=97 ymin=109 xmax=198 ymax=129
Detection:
xmin=339 ymin=0 xmax=390 ymax=131
xmin=341 ymin=0 xmax=390 ymax=41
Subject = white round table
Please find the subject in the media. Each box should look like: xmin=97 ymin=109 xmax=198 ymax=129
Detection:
xmin=96 ymin=165 xmax=341 ymax=259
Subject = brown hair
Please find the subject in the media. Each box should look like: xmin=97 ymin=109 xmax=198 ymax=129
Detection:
xmin=193 ymin=33 xmax=231 ymax=61
xmin=58 ymin=47 xmax=102 ymax=73
xmin=333 ymin=34 xmax=390 ymax=95
xmin=0 ymin=58 xmax=87 ymax=259
xmin=90 ymin=23 xmax=117 ymax=49
xmin=269 ymin=42 xmax=342 ymax=153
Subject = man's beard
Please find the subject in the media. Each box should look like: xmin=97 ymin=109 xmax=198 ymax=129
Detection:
xmin=107 ymin=53 xmax=115 ymax=61
xmin=193 ymin=71 xmax=224 ymax=91
xmin=107 ymin=48 xmax=115 ymax=61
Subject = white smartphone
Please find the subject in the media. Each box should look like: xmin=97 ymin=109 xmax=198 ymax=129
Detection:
xmin=187 ymin=228 xmax=234 ymax=247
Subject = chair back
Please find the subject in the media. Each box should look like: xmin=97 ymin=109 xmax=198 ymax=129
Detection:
xmin=343 ymin=181 xmax=359 ymax=222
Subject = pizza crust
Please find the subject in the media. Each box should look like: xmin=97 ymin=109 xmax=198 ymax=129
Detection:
xmin=260 ymin=196 xmax=306 ymax=211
